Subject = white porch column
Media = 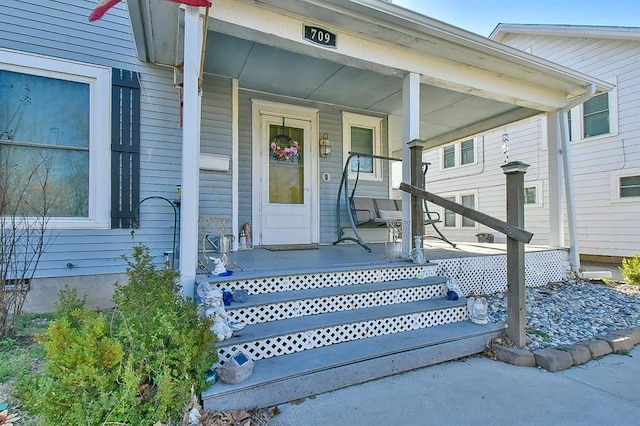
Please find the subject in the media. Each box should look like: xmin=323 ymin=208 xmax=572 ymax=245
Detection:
xmin=231 ymin=78 xmax=239 ymax=250
xmin=402 ymin=72 xmax=420 ymax=256
xmin=546 ymin=111 xmax=564 ymax=248
xmin=179 ymin=7 xmax=204 ymax=298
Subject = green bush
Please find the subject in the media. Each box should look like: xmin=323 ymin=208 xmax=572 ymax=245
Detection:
xmin=620 ymin=254 xmax=640 ymax=285
xmin=17 ymin=245 xmax=218 ymax=425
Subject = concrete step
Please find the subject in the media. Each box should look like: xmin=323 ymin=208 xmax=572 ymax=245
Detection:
xmin=217 ymin=298 xmax=468 ymax=362
xmin=203 ymin=320 xmax=504 ymax=411
xmin=225 ymin=276 xmax=448 ymax=324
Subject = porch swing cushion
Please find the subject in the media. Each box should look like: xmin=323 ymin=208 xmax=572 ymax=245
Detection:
xmin=350 ymin=196 xmax=441 ymax=228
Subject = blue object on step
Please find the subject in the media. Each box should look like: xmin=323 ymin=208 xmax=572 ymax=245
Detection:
xmin=223 ymin=290 xmax=234 ymax=306
xmin=446 ymin=290 xmax=459 ymax=300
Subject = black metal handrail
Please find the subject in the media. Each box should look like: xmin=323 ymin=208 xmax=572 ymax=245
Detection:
xmin=334 ymin=152 xmax=402 ymax=252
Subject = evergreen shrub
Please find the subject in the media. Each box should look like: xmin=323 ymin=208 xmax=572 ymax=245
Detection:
xmin=620 ymin=253 xmax=640 ymax=286
xmin=17 ymin=245 xmax=217 ymax=425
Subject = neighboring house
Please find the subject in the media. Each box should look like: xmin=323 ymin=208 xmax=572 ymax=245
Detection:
xmin=423 ymin=24 xmax=639 ymax=263
xmin=1 ymin=1 xmax=610 ymax=310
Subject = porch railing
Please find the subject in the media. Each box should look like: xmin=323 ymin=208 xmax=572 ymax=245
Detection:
xmin=399 ymin=183 xmax=533 ymax=244
xmin=401 ymin=157 xmax=533 ymax=348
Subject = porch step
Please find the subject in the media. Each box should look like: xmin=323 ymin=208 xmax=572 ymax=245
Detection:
xmin=218 ymin=298 xmax=467 ymax=361
xmin=225 ymin=276 xmax=447 ymax=324
xmin=203 ymin=320 xmax=504 ymax=411
xmin=202 ymin=265 xmax=497 ymax=411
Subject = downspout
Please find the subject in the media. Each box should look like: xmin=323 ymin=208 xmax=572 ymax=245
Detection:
xmin=557 ymin=84 xmax=596 ymax=276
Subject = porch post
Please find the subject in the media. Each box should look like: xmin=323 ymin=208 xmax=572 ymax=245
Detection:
xmin=501 ymin=161 xmax=529 ymax=348
xmin=546 ymin=111 xmax=564 ymax=248
xmin=179 ymin=6 xmax=204 ymax=298
xmin=402 ymin=72 xmax=420 ymax=256
xmin=408 ymin=139 xmax=425 ymax=241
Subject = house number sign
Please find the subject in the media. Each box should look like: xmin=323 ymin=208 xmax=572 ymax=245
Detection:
xmin=304 ymin=25 xmax=337 ymax=48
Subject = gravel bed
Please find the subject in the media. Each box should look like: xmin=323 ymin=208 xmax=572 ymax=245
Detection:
xmin=486 ymin=280 xmax=640 ymax=350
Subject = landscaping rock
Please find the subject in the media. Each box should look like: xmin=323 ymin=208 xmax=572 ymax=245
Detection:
xmin=494 ymin=345 xmax=535 ymax=367
xmin=532 ymin=348 xmax=573 ymax=372
xmin=597 ymin=333 xmax=635 ymax=353
xmin=556 ymin=344 xmax=591 ymax=366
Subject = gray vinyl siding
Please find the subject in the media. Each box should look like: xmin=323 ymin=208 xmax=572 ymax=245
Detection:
xmin=199 ymin=75 xmax=233 ymax=224
xmin=430 ymin=30 xmax=640 ymax=257
xmin=1 ymin=0 xmax=181 ymax=276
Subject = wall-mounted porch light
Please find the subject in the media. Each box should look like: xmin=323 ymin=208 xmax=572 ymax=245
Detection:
xmin=319 ymin=133 xmax=331 ymax=157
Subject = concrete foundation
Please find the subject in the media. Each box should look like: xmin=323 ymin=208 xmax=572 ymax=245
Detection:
xmin=22 ymin=273 xmax=127 ymax=313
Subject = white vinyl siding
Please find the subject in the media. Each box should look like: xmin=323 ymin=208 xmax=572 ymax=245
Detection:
xmin=487 ymin=31 xmax=639 ymax=257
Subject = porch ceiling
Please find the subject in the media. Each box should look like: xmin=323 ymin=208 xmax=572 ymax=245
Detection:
xmin=204 ymin=31 xmax=527 ymax=148
xmin=126 ymin=0 xmax=612 ymax=150
xmin=206 ymin=32 xmax=402 ymax=111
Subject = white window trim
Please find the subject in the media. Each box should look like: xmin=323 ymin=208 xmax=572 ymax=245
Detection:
xmin=441 ymin=189 xmax=479 ymax=229
xmin=1 ymin=48 xmax=111 ymax=229
xmin=439 ymin=137 xmax=478 ymax=171
xmin=524 ymin=180 xmax=543 ymax=208
xmin=610 ymin=167 xmax=640 ymax=204
xmin=342 ymin=112 xmax=383 ymax=182
xmin=569 ymin=77 xmax=618 ymax=143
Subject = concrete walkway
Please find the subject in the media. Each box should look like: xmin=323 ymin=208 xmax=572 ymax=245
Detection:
xmin=270 ymin=346 xmax=640 ymax=426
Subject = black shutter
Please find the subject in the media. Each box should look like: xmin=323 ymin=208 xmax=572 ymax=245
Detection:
xmin=111 ymin=68 xmax=141 ymax=229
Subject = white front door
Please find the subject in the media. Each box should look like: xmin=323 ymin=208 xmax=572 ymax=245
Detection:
xmin=252 ymin=101 xmax=319 ymax=246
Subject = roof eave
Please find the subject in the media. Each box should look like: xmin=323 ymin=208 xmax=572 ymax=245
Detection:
xmin=267 ymin=0 xmax=614 ymax=99
xmin=491 ymin=24 xmax=640 ymax=42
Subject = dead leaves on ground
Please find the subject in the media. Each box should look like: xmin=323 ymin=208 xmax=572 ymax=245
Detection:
xmin=198 ymin=406 xmax=279 ymax=426
xmin=0 ymin=409 xmax=21 ymax=426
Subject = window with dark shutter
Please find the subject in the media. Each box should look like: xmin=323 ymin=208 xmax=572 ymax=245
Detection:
xmin=111 ymin=69 xmax=140 ymax=229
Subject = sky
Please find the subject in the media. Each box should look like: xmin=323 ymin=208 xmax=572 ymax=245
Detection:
xmin=393 ymin=0 xmax=640 ymax=36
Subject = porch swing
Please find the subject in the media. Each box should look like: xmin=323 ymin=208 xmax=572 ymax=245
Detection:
xmin=333 ymin=152 xmax=454 ymax=252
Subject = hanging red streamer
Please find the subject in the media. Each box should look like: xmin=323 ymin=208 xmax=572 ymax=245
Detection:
xmin=89 ymin=0 xmax=212 ymax=22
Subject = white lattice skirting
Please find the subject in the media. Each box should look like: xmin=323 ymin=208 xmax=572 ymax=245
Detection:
xmin=228 ymin=283 xmax=446 ymax=325
xmin=219 ymin=305 xmax=467 ymax=362
xmin=434 ymin=250 xmax=569 ymax=296
xmin=212 ymin=264 xmax=438 ymax=295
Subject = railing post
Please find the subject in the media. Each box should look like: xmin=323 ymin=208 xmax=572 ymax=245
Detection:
xmin=408 ymin=139 xmax=426 ymax=243
xmin=501 ymin=161 xmax=530 ymax=347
